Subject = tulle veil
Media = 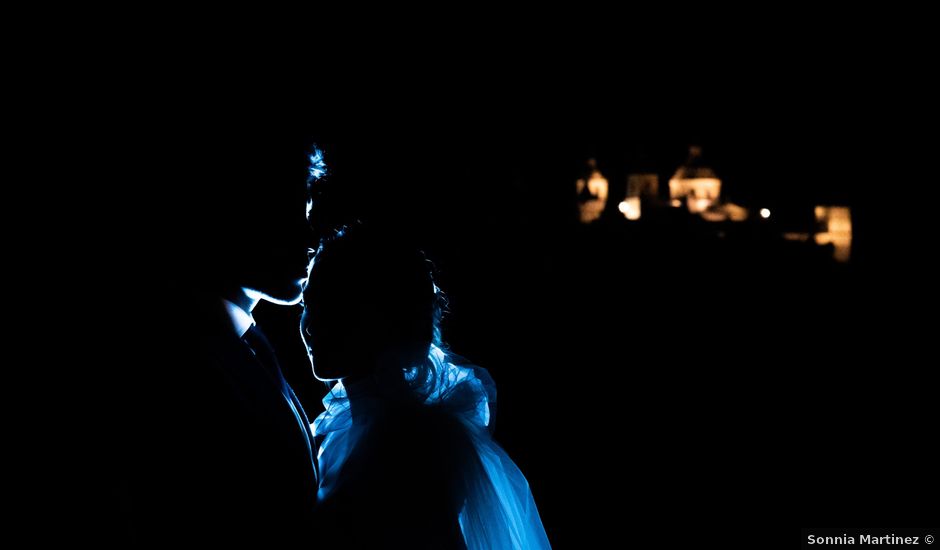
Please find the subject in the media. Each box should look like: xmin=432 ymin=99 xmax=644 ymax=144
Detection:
xmin=312 ymin=344 xmax=551 ymax=549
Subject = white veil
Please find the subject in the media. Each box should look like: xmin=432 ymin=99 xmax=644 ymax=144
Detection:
xmin=312 ymin=345 xmax=551 ymax=549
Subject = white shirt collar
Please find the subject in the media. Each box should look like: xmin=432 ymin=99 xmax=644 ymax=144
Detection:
xmin=221 ymin=298 xmax=255 ymax=338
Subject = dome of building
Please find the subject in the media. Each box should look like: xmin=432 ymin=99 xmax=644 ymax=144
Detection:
xmin=669 ymin=146 xmax=721 ymax=214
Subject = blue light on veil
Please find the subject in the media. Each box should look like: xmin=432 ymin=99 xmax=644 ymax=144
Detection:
xmin=308 ymin=148 xmax=327 ymax=181
xmin=313 ymin=345 xmax=551 ymax=550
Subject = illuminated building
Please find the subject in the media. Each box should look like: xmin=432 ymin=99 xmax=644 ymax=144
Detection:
xmin=576 ymin=158 xmax=609 ymax=223
xmin=815 ymin=206 xmax=852 ymax=263
xmin=669 ymin=146 xmax=721 ymax=214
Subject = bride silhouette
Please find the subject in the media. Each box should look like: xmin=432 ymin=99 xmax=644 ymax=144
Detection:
xmin=301 ymin=226 xmax=550 ymax=549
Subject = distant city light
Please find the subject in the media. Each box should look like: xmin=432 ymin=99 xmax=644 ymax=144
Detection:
xmin=815 ymin=206 xmax=852 ymax=263
xmin=760 ymin=208 xmax=771 ymax=219
xmin=618 ymin=197 xmax=641 ymax=220
xmin=576 ymin=158 xmax=609 ymax=224
xmin=669 ymin=146 xmax=721 ymax=215
xmin=690 ymin=198 xmax=712 ymax=213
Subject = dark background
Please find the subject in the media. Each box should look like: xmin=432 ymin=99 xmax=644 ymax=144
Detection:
xmin=73 ymin=21 xmax=934 ymax=545
xmin=239 ymin=89 xmax=896 ymax=545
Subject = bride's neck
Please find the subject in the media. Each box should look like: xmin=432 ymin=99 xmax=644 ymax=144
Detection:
xmin=342 ymin=363 xmax=413 ymax=415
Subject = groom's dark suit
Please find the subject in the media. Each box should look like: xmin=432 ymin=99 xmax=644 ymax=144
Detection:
xmin=127 ymin=298 xmax=317 ymax=545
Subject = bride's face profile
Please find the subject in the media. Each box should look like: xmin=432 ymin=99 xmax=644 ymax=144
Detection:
xmin=300 ymin=268 xmax=367 ymax=382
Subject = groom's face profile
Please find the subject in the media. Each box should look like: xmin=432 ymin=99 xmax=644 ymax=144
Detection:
xmin=166 ymin=104 xmax=323 ymax=304
xmin=232 ymin=196 xmax=313 ymax=306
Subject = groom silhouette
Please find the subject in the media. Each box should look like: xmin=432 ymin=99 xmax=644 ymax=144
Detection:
xmin=123 ymin=119 xmax=321 ymax=546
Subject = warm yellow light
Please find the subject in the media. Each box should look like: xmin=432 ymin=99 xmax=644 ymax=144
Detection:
xmin=760 ymin=208 xmax=771 ymax=219
xmin=576 ymin=164 xmax=609 ymax=224
xmin=690 ymin=198 xmax=711 ymax=214
xmin=782 ymin=232 xmax=810 ymax=242
xmin=669 ymin=146 xmax=721 ymax=215
xmin=815 ymin=206 xmax=852 ymax=263
xmin=618 ymin=197 xmax=641 ymax=220
xmin=587 ymin=171 xmax=608 ymax=203
xmin=724 ymin=203 xmax=749 ymax=222
xmin=669 ymin=177 xmax=721 ymax=213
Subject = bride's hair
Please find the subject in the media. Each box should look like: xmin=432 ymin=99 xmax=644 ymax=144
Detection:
xmin=308 ymin=224 xmax=446 ymax=384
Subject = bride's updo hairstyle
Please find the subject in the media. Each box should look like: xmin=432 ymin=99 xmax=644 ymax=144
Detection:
xmin=302 ymin=224 xmax=444 ymax=384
